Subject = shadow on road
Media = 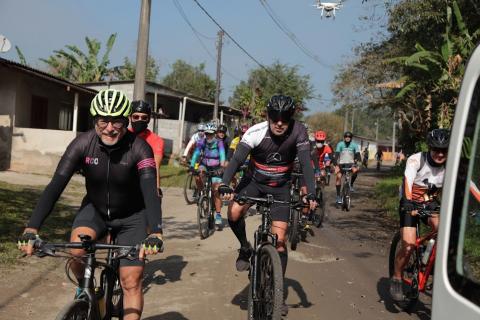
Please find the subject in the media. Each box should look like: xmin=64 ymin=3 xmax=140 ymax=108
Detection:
xmin=143 ymin=255 xmax=188 ymax=294
xmin=230 ymin=277 xmax=313 ymax=311
xmin=143 ymin=312 xmax=189 ymax=320
xmin=377 ymin=277 xmax=431 ymax=320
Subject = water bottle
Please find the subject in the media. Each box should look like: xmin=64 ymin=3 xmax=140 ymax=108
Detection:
xmin=421 ymin=239 xmax=435 ymax=265
xmin=95 ymin=287 xmax=106 ymax=319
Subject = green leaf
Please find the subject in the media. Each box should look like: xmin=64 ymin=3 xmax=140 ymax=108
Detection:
xmin=395 ymin=82 xmax=416 ymax=99
xmin=15 ymin=46 xmax=27 ymax=66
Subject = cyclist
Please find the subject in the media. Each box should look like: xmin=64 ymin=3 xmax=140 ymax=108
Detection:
xmin=18 ymin=89 xmax=163 ymax=320
xmin=227 ymin=124 xmax=249 ymax=161
xmin=216 ymin=123 xmax=230 ymax=151
xmin=334 ymin=131 xmax=361 ymax=203
xmin=190 ymin=122 xmax=226 ymax=227
xmin=313 ymin=130 xmax=333 ymax=182
xmin=362 ymin=147 xmax=369 ymax=168
xmin=375 ymin=148 xmax=384 ymax=169
xmin=181 ymin=123 xmax=206 ymax=164
xmin=390 ymin=128 xmax=449 ymax=302
xmin=218 ymin=95 xmax=317 ymax=316
xmin=129 ymin=100 xmax=165 ymax=202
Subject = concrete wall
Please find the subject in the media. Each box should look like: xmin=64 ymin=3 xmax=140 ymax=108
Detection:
xmin=0 ymin=68 xmax=16 ymax=170
xmin=155 ymin=119 xmax=196 ymax=156
xmin=10 ymin=127 xmax=77 ymax=174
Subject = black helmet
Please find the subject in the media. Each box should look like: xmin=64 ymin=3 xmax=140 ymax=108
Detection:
xmin=131 ymin=100 xmax=152 ymax=116
xmin=217 ymin=124 xmax=227 ymax=133
xmin=344 ymin=131 xmax=353 ymax=138
xmin=427 ymin=128 xmax=450 ymax=149
xmin=267 ymin=95 xmax=296 ymax=113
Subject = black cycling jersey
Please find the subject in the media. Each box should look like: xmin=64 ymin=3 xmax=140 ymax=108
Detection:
xmin=28 ymin=130 xmax=162 ymax=233
xmin=223 ymin=120 xmax=316 ymax=194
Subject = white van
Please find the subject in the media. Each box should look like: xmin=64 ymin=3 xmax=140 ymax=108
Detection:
xmin=433 ymin=43 xmax=480 ymax=318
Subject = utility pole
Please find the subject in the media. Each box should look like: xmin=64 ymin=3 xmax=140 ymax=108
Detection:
xmin=133 ymin=0 xmax=151 ymax=101
xmin=213 ymin=30 xmax=224 ymax=123
xmin=375 ymin=119 xmax=379 ymax=142
xmin=344 ymin=109 xmax=349 ymax=133
xmin=351 ymin=108 xmax=355 ymax=132
xmin=392 ymin=112 xmax=396 ymax=156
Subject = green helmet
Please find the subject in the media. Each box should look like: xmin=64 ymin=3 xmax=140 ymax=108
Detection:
xmin=90 ymin=89 xmax=131 ymax=118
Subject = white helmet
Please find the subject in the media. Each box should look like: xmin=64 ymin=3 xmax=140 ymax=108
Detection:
xmin=204 ymin=122 xmax=217 ymax=133
xmin=197 ymin=123 xmax=206 ymax=132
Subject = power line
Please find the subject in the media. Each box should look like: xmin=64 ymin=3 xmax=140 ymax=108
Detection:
xmin=258 ymin=0 xmax=332 ymax=69
xmin=172 ymin=0 xmax=242 ymax=82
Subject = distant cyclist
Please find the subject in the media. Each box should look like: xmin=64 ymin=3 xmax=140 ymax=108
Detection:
xmin=390 ymin=128 xmax=449 ymax=301
xmin=334 ymin=131 xmax=361 ymax=203
xmin=216 ymin=124 xmax=230 ymax=151
xmin=190 ymin=122 xmax=226 ymax=226
xmin=375 ymin=148 xmax=384 ymax=170
xmin=362 ymin=147 xmax=369 ymax=168
xmin=313 ymin=130 xmax=333 ymax=182
xmin=18 ymin=89 xmax=163 ymax=320
xmin=182 ymin=123 xmax=206 ymax=164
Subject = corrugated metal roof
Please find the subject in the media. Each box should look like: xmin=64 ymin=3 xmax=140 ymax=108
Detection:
xmin=0 ymin=57 xmax=98 ymax=94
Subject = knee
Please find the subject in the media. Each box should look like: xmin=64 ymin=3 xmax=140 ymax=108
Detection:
xmin=276 ymin=240 xmax=287 ymax=253
xmin=120 ymin=273 xmax=142 ymax=294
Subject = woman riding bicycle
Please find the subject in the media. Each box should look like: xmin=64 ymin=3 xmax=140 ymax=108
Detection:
xmin=390 ymin=128 xmax=450 ymax=301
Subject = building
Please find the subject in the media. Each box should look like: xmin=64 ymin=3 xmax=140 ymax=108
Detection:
xmin=352 ymin=134 xmax=399 ymax=161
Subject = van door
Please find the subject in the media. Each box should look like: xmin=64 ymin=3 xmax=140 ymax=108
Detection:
xmin=432 ymin=44 xmax=480 ymax=319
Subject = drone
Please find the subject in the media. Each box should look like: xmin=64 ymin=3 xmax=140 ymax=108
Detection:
xmin=313 ymin=0 xmax=344 ymax=19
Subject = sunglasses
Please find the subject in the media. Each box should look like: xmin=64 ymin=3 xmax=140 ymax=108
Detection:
xmin=131 ymin=114 xmax=149 ymax=121
xmin=431 ymin=147 xmax=448 ymax=153
xmin=95 ymin=117 xmax=127 ymax=129
xmin=267 ymin=109 xmax=294 ymax=123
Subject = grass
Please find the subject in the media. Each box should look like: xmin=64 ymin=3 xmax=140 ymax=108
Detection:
xmin=0 ymin=181 xmax=82 ymax=265
xmin=374 ymin=175 xmax=402 ymax=219
xmin=160 ymin=165 xmax=188 ymax=188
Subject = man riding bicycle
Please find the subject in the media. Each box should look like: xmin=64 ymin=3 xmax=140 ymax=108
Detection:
xmin=190 ymin=122 xmax=226 ymax=227
xmin=390 ymin=128 xmax=450 ymax=301
xmin=18 ymin=89 xmax=163 ymax=320
xmin=334 ymin=131 xmax=361 ymax=203
xmin=181 ymin=123 xmax=206 ymax=164
xmin=313 ymin=130 xmax=333 ymax=182
xmin=218 ymin=95 xmax=317 ymax=316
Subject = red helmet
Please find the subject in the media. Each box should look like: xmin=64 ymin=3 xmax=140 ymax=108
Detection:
xmin=315 ymin=130 xmax=327 ymax=141
xmin=240 ymin=124 xmax=249 ymax=134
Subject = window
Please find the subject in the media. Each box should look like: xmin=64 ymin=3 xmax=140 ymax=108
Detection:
xmin=448 ymin=78 xmax=480 ymax=306
xmin=30 ymin=95 xmax=48 ymax=129
xmin=58 ymin=104 xmax=72 ymax=130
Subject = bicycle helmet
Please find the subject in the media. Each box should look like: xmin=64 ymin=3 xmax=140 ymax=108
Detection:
xmin=204 ymin=122 xmax=217 ymax=134
xmin=90 ymin=89 xmax=131 ymax=117
xmin=427 ymin=128 xmax=450 ymax=149
xmin=217 ymin=124 xmax=227 ymax=133
xmin=344 ymin=131 xmax=353 ymax=138
xmin=197 ymin=123 xmax=206 ymax=132
xmin=266 ymin=95 xmax=296 ymax=121
xmin=131 ymin=100 xmax=151 ymax=116
xmin=315 ymin=130 xmax=327 ymax=141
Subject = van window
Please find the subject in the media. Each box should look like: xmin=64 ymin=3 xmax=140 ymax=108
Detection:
xmin=448 ymin=79 xmax=480 ymax=305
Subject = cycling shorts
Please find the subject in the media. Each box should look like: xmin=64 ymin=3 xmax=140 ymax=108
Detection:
xmin=72 ymin=203 xmax=147 ymax=267
xmin=398 ymin=207 xmax=429 ymax=228
xmin=234 ymin=176 xmax=290 ymax=222
xmin=198 ymin=165 xmax=223 ymax=184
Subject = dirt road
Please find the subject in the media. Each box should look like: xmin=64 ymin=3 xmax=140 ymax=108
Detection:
xmin=0 ymin=168 xmax=431 ymax=319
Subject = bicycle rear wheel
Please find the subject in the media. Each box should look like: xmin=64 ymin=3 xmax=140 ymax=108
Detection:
xmin=183 ymin=173 xmax=197 ymax=205
xmin=55 ymin=299 xmax=90 ymax=320
xmin=248 ymin=245 xmax=283 ymax=320
xmin=289 ymin=208 xmax=300 ymax=251
xmin=197 ymin=195 xmax=210 ymax=239
xmin=388 ymin=231 xmax=420 ymax=311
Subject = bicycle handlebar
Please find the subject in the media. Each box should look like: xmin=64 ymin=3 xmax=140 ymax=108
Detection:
xmin=234 ymin=194 xmax=309 ymax=210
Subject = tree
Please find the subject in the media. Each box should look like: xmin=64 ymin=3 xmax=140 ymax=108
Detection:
xmin=41 ymin=33 xmax=117 ymax=82
xmin=114 ymin=55 xmax=160 ymax=82
xmin=161 ymin=60 xmax=216 ymax=101
xmin=305 ymin=112 xmax=345 ymax=145
xmin=15 ymin=46 xmax=28 ymax=66
xmin=230 ymin=61 xmax=314 ymax=120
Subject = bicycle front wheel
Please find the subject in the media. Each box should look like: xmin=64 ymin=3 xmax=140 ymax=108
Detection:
xmin=197 ymin=195 xmax=210 ymax=239
xmin=55 ymin=299 xmax=90 ymax=320
xmin=388 ymin=231 xmax=420 ymax=311
xmin=248 ymin=245 xmax=283 ymax=320
xmin=314 ymin=188 xmax=325 ymax=227
xmin=288 ymin=208 xmax=300 ymax=251
xmin=102 ymin=267 xmax=123 ymax=320
xmin=183 ymin=173 xmax=197 ymax=205
xmin=342 ymin=182 xmax=351 ymax=212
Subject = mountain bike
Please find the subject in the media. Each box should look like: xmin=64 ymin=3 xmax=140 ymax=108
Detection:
xmin=288 ymin=172 xmax=303 ymax=251
xmin=313 ymin=175 xmax=326 ymax=227
xmin=235 ymin=194 xmax=304 ymax=320
xmin=31 ymin=233 xmax=141 ymax=320
xmin=196 ymin=168 xmax=223 ymax=239
xmin=183 ymin=171 xmax=198 ymax=205
xmin=325 ymin=165 xmax=331 ymax=186
xmin=337 ymin=164 xmax=353 ymax=211
xmin=388 ymin=204 xmax=438 ymax=311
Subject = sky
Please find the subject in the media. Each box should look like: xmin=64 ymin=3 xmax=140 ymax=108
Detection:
xmin=0 ymin=0 xmax=386 ymax=114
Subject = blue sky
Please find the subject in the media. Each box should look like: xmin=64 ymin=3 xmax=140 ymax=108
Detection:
xmin=0 ymin=0 xmax=386 ymax=114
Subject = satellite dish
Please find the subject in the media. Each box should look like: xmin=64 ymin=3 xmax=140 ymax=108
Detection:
xmin=0 ymin=35 xmax=12 ymax=53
